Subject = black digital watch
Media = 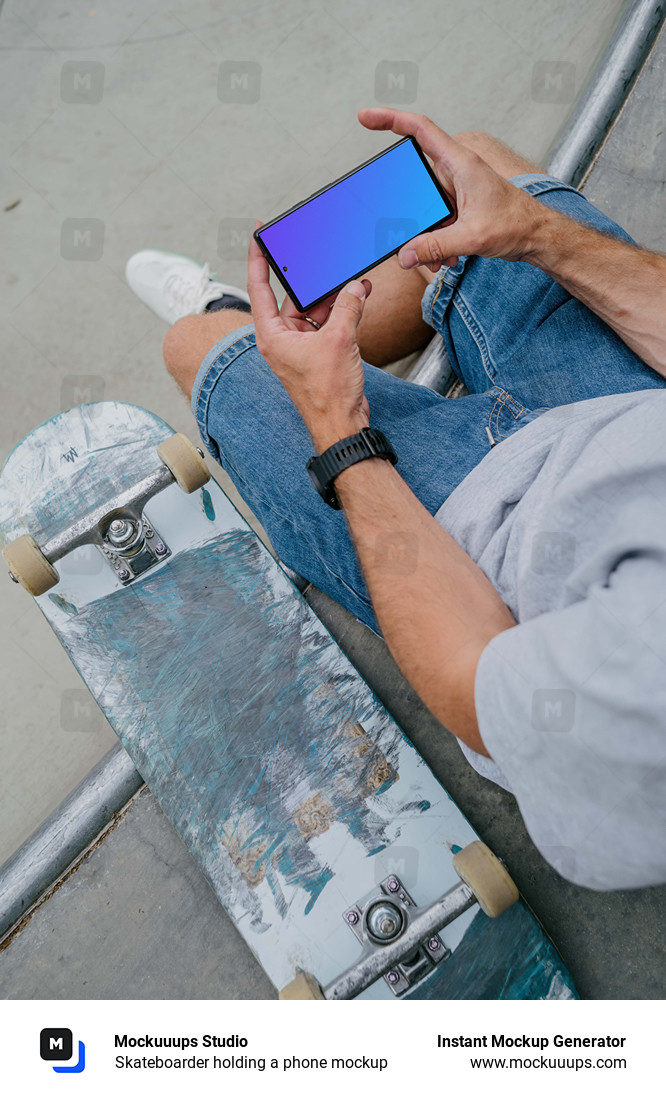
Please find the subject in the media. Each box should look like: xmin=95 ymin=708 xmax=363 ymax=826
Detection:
xmin=306 ymin=427 xmax=398 ymax=509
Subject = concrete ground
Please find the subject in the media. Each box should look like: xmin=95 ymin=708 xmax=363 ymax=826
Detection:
xmin=0 ymin=0 xmax=627 ymax=861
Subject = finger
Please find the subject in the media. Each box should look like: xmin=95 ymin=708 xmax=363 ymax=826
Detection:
xmin=247 ymin=222 xmax=281 ymax=341
xmin=357 ymin=108 xmax=460 ymax=176
xmin=325 ymin=280 xmax=368 ymax=340
xmin=280 ymin=289 xmax=337 ymax=327
xmin=397 ymin=230 xmax=465 ymax=270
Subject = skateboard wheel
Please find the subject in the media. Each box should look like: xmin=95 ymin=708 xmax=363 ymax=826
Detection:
xmin=2 ymin=534 xmax=59 ymax=596
xmin=452 ymin=841 xmax=519 ymax=918
xmin=157 ymin=433 xmax=210 ymax=493
xmin=279 ymin=971 xmax=325 ymax=1001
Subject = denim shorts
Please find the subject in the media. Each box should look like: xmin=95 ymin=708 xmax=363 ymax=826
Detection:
xmin=192 ymin=173 xmax=666 ymax=631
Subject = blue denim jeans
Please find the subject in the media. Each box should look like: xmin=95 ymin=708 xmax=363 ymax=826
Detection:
xmin=192 ymin=174 xmax=666 ymax=631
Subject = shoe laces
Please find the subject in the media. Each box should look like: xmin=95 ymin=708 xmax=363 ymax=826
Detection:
xmin=163 ymin=262 xmax=218 ymax=316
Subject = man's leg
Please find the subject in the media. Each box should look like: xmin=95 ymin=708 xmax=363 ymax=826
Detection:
xmin=163 ymin=308 xmax=252 ymax=397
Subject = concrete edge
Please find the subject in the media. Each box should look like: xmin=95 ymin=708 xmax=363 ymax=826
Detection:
xmin=545 ymin=0 xmax=666 ymax=186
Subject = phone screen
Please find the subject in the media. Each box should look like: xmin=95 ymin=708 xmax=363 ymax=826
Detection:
xmin=255 ymin=137 xmax=454 ymax=312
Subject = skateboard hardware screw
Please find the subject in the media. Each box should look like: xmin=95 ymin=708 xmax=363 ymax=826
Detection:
xmin=366 ymin=900 xmax=403 ymax=942
xmin=386 ymin=970 xmax=400 ymax=985
xmin=107 ymin=517 xmax=136 ymax=547
xmin=154 ymin=542 xmax=166 ymax=555
xmin=387 ymin=877 xmax=400 ymax=893
xmin=117 ymin=567 xmax=131 ymax=581
xmin=345 ymin=910 xmax=359 ymax=925
xmin=428 ymin=937 xmax=441 ymax=952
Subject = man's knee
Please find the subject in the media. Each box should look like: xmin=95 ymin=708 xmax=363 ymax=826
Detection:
xmin=163 ymin=315 xmax=196 ymax=376
xmin=163 ymin=315 xmax=205 ymax=398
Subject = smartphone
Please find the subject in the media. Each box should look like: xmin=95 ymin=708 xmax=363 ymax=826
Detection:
xmin=254 ymin=137 xmax=455 ymax=313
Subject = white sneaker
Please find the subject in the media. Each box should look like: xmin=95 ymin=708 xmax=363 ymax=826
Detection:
xmin=125 ymin=249 xmax=251 ymax=325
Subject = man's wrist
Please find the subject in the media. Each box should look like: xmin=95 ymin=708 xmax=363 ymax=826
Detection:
xmin=307 ymin=413 xmax=370 ymax=454
xmin=517 ymin=203 xmax=572 ymax=268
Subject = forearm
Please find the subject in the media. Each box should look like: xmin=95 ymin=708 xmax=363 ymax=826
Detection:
xmin=524 ymin=206 xmax=666 ymax=376
xmin=309 ymin=428 xmax=516 ymax=755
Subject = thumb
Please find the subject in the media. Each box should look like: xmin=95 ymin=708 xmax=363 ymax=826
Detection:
xmin=398 ymin=230 xmax=462 ymax=270
xmin=326 ymin=280 xmax=368 ymax=340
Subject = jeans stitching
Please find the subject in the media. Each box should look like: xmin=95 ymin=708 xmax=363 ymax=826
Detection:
xmin=428 ymin=271 xmax=448 ymax=325
xmin=452 ymin=292 xmax=497 ymax=384
xmin=195 ymin=332 xmax=257 ymax=427
xmin=488 ymin=388 xmax=527 ymax=442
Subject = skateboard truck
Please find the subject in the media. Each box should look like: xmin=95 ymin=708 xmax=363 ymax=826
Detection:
xmin=279 ymin=841 xmax=519 ymax=1001
xmin=343 ymin=874 xmax=453 ymax=996
xmin=3 ymin=434 xmax=210 ymax=596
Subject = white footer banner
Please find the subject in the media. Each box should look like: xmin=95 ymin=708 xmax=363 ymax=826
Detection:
xmin=0 ymin=999 xmax=658 ymax=1099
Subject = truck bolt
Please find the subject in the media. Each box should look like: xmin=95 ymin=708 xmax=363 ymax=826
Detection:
xmin=386 ymin=877 xmax=399 ymax=893
xmin=428 ymin=937 xmax=440 ymax=952
xmin=345 ymin=910 xmax=359 ymax=925
xmin=386 ymin=970 xmax=400 ymax=985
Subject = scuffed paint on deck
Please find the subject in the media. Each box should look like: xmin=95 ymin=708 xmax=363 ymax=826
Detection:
xmin=54 ymin=532 xmax=408 ymax=920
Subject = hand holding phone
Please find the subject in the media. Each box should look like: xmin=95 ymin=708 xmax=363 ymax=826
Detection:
xmin=254 ymin=137 xmax=456 ymax=313
xmin=358 ymin=108 xmax=548 ymax=270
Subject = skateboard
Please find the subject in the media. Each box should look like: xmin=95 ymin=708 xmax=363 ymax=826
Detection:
xmin=0 ymin=401 xmax=578 ymax=1000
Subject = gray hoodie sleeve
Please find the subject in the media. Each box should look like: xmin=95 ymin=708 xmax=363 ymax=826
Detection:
xmin=473 ymin=551 xmax=666 ymax=890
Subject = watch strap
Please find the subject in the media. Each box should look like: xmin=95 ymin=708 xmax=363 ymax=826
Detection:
xmin=306 ymin=427 xmax=398 ymax=509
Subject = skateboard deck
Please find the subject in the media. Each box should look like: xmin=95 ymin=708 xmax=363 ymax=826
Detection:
xmin=0 ymin=401 xmax=578 ymax=1000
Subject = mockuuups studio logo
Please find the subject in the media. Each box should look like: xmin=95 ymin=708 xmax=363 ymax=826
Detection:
xmin=60 ymin=218 xmax=105 ymax=261
xmin=531 ymin=60 xmax=576 ymax=104
xmin=218 ymin=61 xmax=261 ymax=103
xmin=40 ymin=1028 xmax=86 ymax=1074
xmin=374 ymin=217 xmax=419 ymax=256
xmin=532 ymin=688 xmax=576 ymax=732
xmin=375 ymin=61 xmax=419 ymax=103
xmin=61 ymin=374 xmax=105 ymax=410
xmin=61 ymin=688 xmax=105 ymax=734
xmin=60 ymin=61 xmax=105 ymax=104
xmin=218 ymin=217 xmax=255 ymax=260
xmin=374 ymin=531 xmax=419 ymax=576
xmin=374 ymin=845 xmax=419 ymax=885
xmin=530 ymin=531 xmax=576 ymax=577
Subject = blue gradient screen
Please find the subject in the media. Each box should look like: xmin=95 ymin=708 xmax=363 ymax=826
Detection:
xmin=258 ymin=139 xmax=452 ymax=308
